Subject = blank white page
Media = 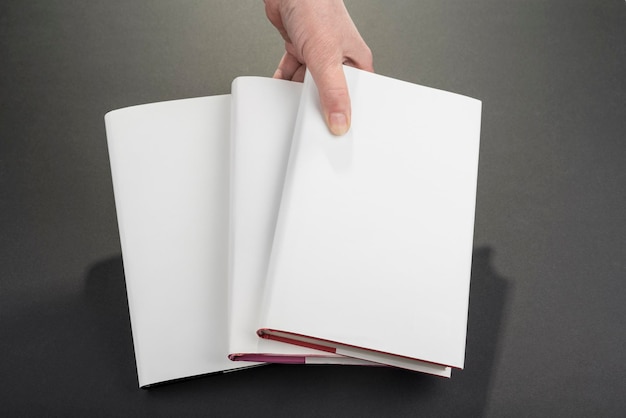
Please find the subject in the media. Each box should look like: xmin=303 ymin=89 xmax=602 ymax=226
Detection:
xmin=229 ymin=77 xmax=371 ymax=365
xmin=106 ymin=96 xmax=254 ymax=387
xmin=261 ymin=66 xmax=482 ymax=373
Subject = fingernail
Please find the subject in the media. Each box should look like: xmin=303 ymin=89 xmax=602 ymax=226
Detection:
xmin=329 ymin=112 xmax=349 ymax=136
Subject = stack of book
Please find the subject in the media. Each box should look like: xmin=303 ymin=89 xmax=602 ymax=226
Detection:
xmin=105 ymin=66 xmax=482 ymax=388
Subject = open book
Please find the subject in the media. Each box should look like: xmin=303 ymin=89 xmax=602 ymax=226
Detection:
xmin=105 ymin=74 xmax=372 ymax=387
xmin=105 ymin=66 xmax=481 ymax=386
xmin=257 ymin=66 xmax=482 ymax=377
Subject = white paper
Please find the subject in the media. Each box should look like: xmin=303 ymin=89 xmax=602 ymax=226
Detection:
xmin=228 ymin=77 xmax=372 ymax=365
xmin=261 ymin=66 xmax=482 ymax=375
xmin=106 ymin=96 xmax=255 ymax=387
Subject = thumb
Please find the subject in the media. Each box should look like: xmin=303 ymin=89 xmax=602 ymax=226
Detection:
xmin=310 ymin=63 xmax=351 ymax=136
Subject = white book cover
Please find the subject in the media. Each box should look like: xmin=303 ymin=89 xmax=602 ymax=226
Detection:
xmin=258 ymin=66 xmax=482 ymax=377
xmin=228 ymin=76 xmax=372 ymax=366
xmin=105 ymin=96 xmax=257 ymax=387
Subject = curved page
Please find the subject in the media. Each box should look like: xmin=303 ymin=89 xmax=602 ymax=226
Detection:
xmin=228 ymin=77 xmax=373 ymax=366
xmin=106 ymin=96 xmax=256 ymax=387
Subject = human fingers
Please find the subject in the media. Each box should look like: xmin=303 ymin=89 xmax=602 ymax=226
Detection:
xmin=307 ymin=60 xmax=351 ymax=136
xmin=264 ymin=0 xmax=291 ymax=43
xmin=343 ymin=43 xmax=374 ymax=73
xmin=273 ymin=51 xmax=302 ymax=80
xmin=291 ymin=64 xmax=306 ymax=82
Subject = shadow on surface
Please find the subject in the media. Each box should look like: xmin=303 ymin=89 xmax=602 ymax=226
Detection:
xmin=83 ymin=254 xmax=138 ymax=388
xmin=0 ymin=247 xmax=513 ymax=415
xmin=79 ymin=246 xmax=511 ymax=417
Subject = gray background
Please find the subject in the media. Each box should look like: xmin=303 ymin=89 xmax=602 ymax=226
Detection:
xmin=1 ymin=0 xmax=625 ymax=416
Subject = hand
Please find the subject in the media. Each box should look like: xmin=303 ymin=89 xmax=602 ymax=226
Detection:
xmin=264 ymin=0 xmax=373 ymax=135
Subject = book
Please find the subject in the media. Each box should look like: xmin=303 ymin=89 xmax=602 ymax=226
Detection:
xmin=105 ymin=95 xmax=259 ymax=387
xmin=227 ymin=77 xmax=373 ymax=366
xmin=257 ymin=66 xmax=482 ymax=377
xmin=105 ymin=68 xmax=481 ymax=385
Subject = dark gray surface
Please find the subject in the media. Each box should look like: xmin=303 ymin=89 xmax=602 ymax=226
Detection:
xmin=1 ymin=1 xmax=625 ymax=416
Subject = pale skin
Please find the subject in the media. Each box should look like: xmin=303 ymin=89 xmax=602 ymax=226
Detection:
xmin=264 ymin=0 xmax=374 ymax=135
